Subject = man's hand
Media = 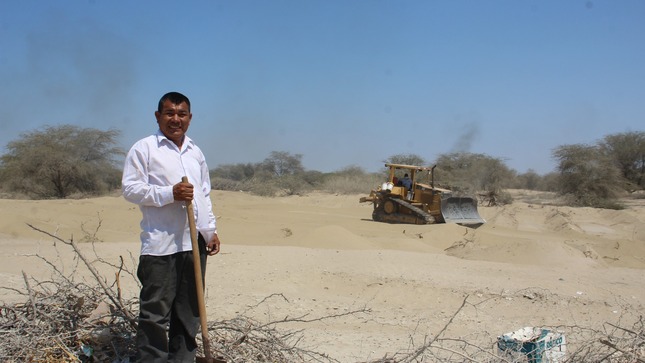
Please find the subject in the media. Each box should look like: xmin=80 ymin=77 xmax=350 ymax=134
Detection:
xmin=206 ymin=233 xmax=221 ymax=256
xmin=173 ymin=181 xmax=194 ymax=201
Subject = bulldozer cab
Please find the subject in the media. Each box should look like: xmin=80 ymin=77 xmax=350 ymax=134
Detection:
xmin=384 ymin=163 xmax=434 ymax=201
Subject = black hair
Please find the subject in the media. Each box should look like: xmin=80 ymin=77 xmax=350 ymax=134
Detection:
xmin=158 ymin=92 xmax=190 ymax=112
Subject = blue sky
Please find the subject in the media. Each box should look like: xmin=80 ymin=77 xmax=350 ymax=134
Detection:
xmin=1 ymin=1 xmax=643 ymax=174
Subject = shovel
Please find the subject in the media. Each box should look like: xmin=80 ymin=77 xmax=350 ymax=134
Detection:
xmin=182 ymin=177 xmax=226 ymax=363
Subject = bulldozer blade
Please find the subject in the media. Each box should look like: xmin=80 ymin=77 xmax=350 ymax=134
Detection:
xmin=441 ymin=197 xmax=485 ymax=225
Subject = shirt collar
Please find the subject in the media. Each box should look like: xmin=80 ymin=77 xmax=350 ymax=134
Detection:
xmin=155 ymin=129 xmax=194 ymax=150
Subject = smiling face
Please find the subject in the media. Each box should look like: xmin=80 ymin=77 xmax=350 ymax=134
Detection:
xmin=155 ymin=99 xmax=192 ymax=147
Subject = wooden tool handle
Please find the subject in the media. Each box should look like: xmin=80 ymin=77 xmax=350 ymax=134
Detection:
xmin=181 ymin=176 xmax=212 ymax=360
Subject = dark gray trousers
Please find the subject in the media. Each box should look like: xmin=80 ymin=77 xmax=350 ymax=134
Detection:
xmin=136 ymin=234 xmax=207 ymax=363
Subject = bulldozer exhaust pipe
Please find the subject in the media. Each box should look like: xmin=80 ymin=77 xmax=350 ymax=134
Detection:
xmin=431 ymin=165 xmax=436 ymax=190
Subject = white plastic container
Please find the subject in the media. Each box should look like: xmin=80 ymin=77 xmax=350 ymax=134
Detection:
xmin=497 ymin=327 xmax=566 ymax=362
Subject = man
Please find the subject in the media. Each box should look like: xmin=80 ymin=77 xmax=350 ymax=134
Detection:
xmin=122 ymin=91 xmax=221 ymax=362
xmin=401 ymin=173 xmax=412 ymax=190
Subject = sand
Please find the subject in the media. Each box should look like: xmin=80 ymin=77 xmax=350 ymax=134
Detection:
xmin=1 ymin=190 xmax=644 ymax=361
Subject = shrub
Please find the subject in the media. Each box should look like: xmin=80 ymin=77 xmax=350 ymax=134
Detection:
xmin=552 ymin=144 xmax=625 ymax=208
xmin=0 ymin=125 xmax=123 ymax=199
xmin=434 ymin=152 xmax=514 ymax=196
xmin=319 ymin=166 xmax=383 ymax=195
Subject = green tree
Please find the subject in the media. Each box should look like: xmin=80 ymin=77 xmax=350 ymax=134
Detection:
xmin=598 ymin=131 xmax=645 ymax=190
xmin=434 ymin=152 xmax=513 ymax=195
xmin=260 ymin=151 xmax=305 ymax=177
xmin=211 ymin=163 xmax=256 ymax=181
xmin=540 ymin=172 xmax=560 ymax=192
xmin=0 ymin=125 xmax=123 ymax=198
xmin=552 ymin=143 xmax=624 ymax=208
xmin=513 ymin=169 xmax=542 ymax=190
xmin=210 ymin=151 xmax=314 ymax=196
xmin=384 ymin=153 xmax=426 ymax=167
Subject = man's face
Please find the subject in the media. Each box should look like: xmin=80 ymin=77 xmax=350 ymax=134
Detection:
xmin=155 ymin=100 xmax=192 ymax=146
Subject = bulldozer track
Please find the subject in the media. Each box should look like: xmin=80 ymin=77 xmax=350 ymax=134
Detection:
xmin=390 ymin=198 xmax=435 ymax=224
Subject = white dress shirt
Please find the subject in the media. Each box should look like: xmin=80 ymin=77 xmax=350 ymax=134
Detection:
xmin=122 ymin=130 xmax=217 ymax=256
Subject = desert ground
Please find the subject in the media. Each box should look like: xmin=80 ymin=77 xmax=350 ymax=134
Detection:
xmin=1 ymin=190 xmax=644 ymax=361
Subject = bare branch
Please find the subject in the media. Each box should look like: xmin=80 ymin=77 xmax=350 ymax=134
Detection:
xmin=26 ymin=223 xmax=137 ymax=329
xmin=21 ymin=271 xmax=37 ymax=319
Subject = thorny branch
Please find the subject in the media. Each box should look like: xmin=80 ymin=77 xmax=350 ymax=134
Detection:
xmin=27 ymin=223 xmax=137 ymax=329
xmin=399 ymin=294 xmax=469 ymax=363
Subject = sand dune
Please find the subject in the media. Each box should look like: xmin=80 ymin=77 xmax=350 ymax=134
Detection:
xmin=1 ymin=190 xmax=643 ymax=361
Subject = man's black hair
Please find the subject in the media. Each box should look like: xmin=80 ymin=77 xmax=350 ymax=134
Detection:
xmin=158 ymin=92 xmax=190 ymax=112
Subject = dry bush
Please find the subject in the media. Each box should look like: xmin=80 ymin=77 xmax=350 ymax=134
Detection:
xmin=242 ymin=174 xmax=314 ymax=197
xmin=0 ymin=226 xmax=139 ymax=362
xmin=434 ymin=152 xmax=514 ymax=198
xmin=477 ymin=190 xmax=513 ymax=206
xmin=598 ymin=131 xmax=645 ymax=190
xmin=552 ymin=143 xmax=627 ymax=209
xmin=320 ymin=172 xmax=383 ymax=195
xmin=211 ymin=177 xmax=245 ymax=192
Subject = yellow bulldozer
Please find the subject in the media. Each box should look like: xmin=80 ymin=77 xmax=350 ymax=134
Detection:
xmin=359 ymin=163 xmax=485 ymax=225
